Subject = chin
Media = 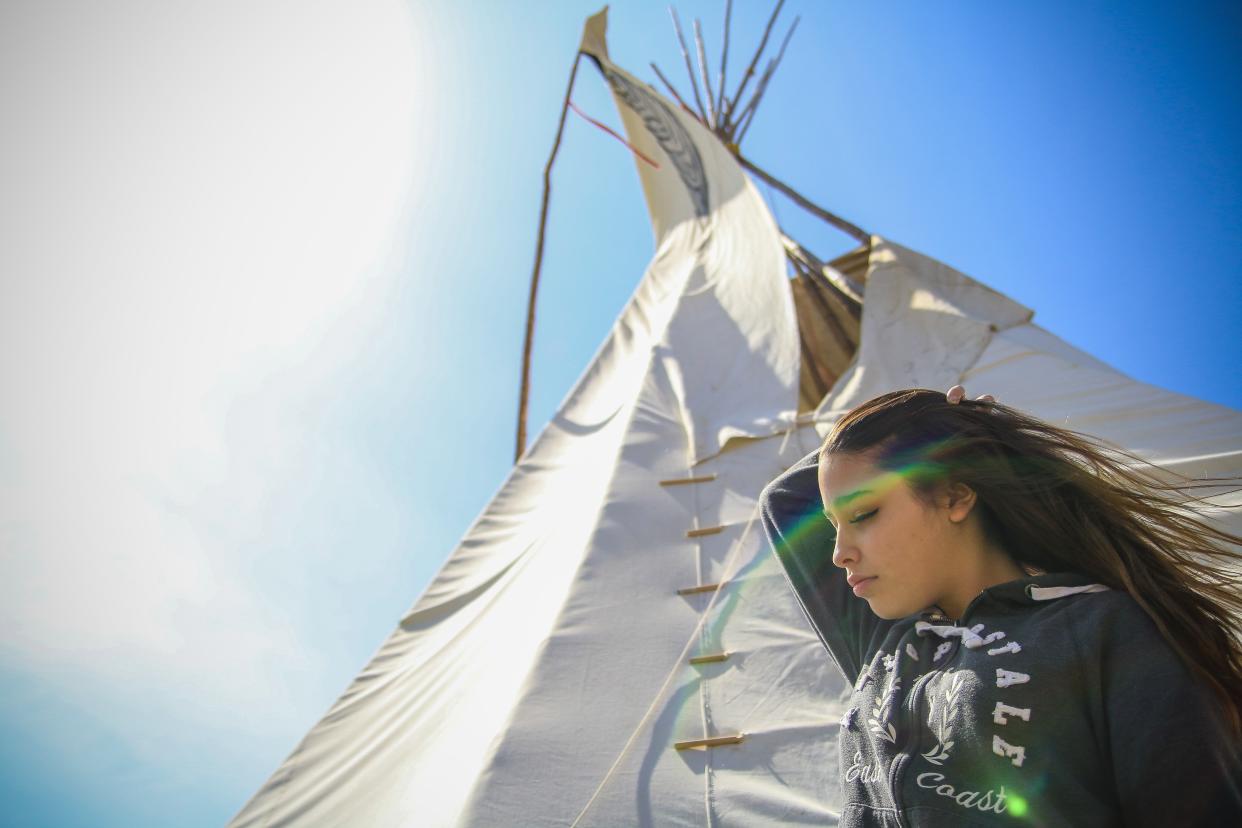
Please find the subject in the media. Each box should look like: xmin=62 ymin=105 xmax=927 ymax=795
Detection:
xmin=865 ymin=601 xmax=900 ymax=620
xmin=867 ymin=599 xmax=922 ymax=620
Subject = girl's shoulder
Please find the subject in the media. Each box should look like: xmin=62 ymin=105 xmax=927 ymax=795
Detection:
xmin=1056 ymin=585 xmax=1161 ymax=640
xmin=1046 ymin=585 xmax=1201 ymax=688
xmin=991 ymin=577 xmax=1181 ymax=674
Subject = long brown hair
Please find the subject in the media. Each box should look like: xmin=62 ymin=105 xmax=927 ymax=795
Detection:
xmin=823 ymin=388 xmax=1242 ymax=737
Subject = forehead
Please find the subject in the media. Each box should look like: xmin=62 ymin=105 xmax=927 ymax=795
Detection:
xmin=818 ymin=451 xmax=894 ymax=506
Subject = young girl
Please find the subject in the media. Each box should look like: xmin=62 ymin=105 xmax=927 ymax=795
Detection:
xmin=760 ymin=388 xmax=1241 ymax=826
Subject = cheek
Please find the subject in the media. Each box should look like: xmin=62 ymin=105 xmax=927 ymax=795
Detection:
xmin=877 ymin=503 xmax=942 ymax=569
xmin=879 ymin=502 xmax=930 ymax=542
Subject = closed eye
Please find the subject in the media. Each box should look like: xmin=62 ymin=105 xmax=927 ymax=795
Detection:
xmin=849 ymin=508 xmax=878 ymax=525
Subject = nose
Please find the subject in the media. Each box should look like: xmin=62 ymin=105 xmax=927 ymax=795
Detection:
xmin=831 ymin=525 xmax=857 ymax=569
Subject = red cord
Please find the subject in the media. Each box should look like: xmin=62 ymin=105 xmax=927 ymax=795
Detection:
xmin=568 ymin=100 xmax=661 ymax=169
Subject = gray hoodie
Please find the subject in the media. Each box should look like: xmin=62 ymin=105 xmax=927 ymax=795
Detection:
xmin=760 ymin=448 xmax=1241 ymax=826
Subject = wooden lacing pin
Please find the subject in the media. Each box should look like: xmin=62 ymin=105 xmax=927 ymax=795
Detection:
xmin=685 ymin=525 xmax=725 ymax=538
xmin=676 ymin=583 xmax=721 ymax=596
xmin=674 ymin=734 xmax=745 ymax=751
xmin=659 ymin=474 xmax=717 ymax=487
xmin=688 ymin=652 xmax=730 ymax=665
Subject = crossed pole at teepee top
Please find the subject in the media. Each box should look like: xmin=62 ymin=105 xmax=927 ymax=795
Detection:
xmin=516 ymin=1 xmax=870 ymax=462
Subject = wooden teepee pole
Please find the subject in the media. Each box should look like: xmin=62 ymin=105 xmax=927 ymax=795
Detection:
xmin=517 ymin=52 xmax=583 ymax=463
xmin=693 ymin=19 xmax=717 ymax=127
xmin=651 ymin=62 xmax=701 ymax=121
xmin=733 ymin=16 xmax=798 ymax=144
xmin=736 ymin=152 xmax=870 ymax=244
xmin=722 ymin=0 xmax=785 ymax=129
xmin=669 ymin=7 xmax=709 ymax=121
xmin=715 ymin=0 xmax=732 ymax=124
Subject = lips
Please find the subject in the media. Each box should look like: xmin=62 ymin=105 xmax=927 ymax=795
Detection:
xmin=848 ymin=574 xmax=877 ymax=595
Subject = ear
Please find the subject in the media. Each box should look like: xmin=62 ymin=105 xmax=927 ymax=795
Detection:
xmin=941 ymin=482 xmax=978 ymax=523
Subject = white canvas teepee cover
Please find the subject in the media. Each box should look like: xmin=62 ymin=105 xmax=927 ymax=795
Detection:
xmin=814 ymin=238 xmax=1242 ymax=497
xmin=230 ymin=11 xmax=1242 ymax=827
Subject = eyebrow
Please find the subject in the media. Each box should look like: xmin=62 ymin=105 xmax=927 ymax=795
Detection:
xmin=827 ymin=488 xmax=873 ymax=512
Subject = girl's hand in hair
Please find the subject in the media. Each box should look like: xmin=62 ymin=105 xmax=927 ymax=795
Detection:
xmin=946 ymin=385 xmax=995 ymax=404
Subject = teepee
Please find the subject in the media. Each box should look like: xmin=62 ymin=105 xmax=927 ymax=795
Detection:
xmin=229 ymin=9 xmax=1242 ymax=826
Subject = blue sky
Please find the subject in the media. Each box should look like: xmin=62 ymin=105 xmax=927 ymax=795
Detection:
xmin=1 ymin=1 xmax=1239 ymax=825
